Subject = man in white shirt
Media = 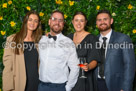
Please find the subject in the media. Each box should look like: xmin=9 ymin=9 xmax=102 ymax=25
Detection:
xmin=38 ymin=10 xmax=79 ymax=91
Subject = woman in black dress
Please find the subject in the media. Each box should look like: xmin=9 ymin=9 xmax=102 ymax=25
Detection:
xmin=3 ymin=11 xmax=42 ymax=91
xmin=68 ymin=12 xmax=100 ymax=91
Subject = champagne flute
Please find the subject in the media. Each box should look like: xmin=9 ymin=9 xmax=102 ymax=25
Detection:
xmin=78 ymin=57 xmax=87 ymax=78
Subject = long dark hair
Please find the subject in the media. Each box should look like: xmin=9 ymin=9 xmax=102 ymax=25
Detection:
xmin=13 ymin=10 xmax=42 ymax=54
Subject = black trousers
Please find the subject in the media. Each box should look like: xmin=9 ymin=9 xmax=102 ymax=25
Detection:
xmin=38 ymin=81 xmax=66 ymax=91
xmin=97 ymin=78 xmax=108 ymax=91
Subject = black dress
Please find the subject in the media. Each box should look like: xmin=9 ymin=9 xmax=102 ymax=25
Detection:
xmin=68 ymin=34 xmax=100 ymax=91
xmin=24 ymin=42 xmax=39 ymax=91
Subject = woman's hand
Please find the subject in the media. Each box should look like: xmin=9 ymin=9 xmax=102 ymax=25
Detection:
xmin=81 ymin=63 xmax=89 ymax=72
xmin=81 ymin=60 xmax=97 ymax=72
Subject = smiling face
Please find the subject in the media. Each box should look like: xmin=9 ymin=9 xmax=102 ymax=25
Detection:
xmin=72 ymin=14 xmax=87 ymax=32
xmin=27 ymin=14 xmax=39 ymax=31
xmin=48 ymin=12 xmax=64 ymax=35
xmin=96 ymin=13 xmax=113 ymax=32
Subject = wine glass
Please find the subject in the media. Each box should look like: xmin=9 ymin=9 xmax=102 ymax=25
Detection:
xmin=78 ymin=57 xmax=87 ymax=78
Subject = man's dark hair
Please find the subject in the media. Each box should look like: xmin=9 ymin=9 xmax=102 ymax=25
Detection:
xmin=97 ymin=9 xmax=112 ymax=18
xmin=50 ymin=10 xmax=64 ymax=19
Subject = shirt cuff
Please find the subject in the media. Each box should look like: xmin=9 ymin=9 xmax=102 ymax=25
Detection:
xmin=65 ymin=85 xmax=72 ymax=91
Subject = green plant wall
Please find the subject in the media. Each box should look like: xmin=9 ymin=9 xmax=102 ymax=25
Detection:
xmin=0 ymin=0 xmax=136 ymax=90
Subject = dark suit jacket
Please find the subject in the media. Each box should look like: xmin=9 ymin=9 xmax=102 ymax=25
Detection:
xmin=96 ymin=30 xmax=136 ymax=91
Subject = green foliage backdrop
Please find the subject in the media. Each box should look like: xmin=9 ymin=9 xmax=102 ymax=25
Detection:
xmin=0 ymin=0 xmax=136 ymax=90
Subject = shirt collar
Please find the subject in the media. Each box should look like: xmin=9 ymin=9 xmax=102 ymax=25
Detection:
xmin=49 ymin=32 xmax=62 ymax=41
xmin=56 ymin=32 xmax=62 ymax=39
xmin=100 ymin=29 xmax=112 ymax=40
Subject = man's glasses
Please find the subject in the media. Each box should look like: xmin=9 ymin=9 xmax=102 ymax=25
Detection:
xmin=50 ymin=17 xmax=64 ymax=23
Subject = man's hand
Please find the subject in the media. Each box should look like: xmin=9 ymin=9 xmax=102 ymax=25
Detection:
xmin=45 ymin=32 xmax=50 ymax=36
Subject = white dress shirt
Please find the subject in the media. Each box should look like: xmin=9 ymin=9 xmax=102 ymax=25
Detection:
xmin=98 ymin=29 xmax=112 ymax=78
xmin=38 ymin=33 xmax=79 ymax=91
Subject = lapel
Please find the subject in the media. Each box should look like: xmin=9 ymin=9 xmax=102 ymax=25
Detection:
xmin=105 ymin=30 xmax=115 ymax=61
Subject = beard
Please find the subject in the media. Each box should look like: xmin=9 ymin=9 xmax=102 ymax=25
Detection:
xmin=98 ymin=23 xmax=111 ymax=32
xmin=50 ymin=24 xmax=63 ymax=34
